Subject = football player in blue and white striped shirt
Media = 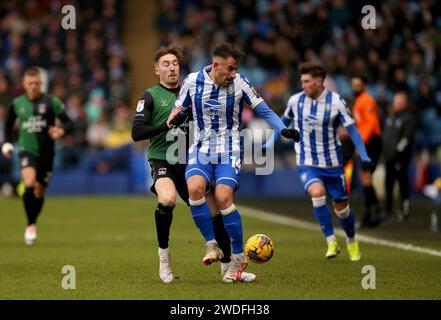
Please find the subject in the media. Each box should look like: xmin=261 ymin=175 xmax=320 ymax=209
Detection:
xmin=276 ymin=63 xmax=372 ymax=261
xmin=168 ymin=43 xmax=299 ymax=283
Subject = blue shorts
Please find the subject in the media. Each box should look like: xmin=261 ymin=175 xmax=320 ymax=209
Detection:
xmin=297 ymin=166 xmax=348 ymax=202
xmin=185 ymin=152 xmax=241 ymax=191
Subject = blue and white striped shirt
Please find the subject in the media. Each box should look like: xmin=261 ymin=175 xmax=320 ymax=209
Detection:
xmin=283 ymin=88 xmax=354 ymax=168
xmin=176 ymin=65 xmax=264 ymax=157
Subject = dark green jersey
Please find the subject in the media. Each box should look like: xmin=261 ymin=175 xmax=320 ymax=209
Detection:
xmin=5 ymin=94 xmax=67 ymax=157
xmin=132 ymin=84 xmax=187 ymax=162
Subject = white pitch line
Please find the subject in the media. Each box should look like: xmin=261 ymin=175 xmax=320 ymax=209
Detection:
xmin=241 ymin=206 xmax=441 ymax=258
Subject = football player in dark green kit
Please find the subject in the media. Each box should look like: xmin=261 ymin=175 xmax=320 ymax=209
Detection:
xmin=2 ymin=67 xmax=73 ymax=245
xmin=132 ymin=46 xmax=255 ymax=283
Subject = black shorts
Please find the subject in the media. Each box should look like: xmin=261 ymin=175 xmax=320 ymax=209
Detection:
xmin=149 ymin=159 xmax=189 ymax=206
xmin=365 ymin=135 xmax=382 ymax=170
xmin=19 ymin=152 xmax=54 ymax=186
xmin=341 ymin=135 xmax=382 ymax=171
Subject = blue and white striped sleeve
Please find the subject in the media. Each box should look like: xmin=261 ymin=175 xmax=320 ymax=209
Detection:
xmin=238 ymin=74 xmax=264 ymax=109
xmin=336 ymin=95 xmax=355 ymax=127
xmin=282 ymin=95 xmax=296 ymax=124
xmin=175 ymin=75 xmax=193 ymax=114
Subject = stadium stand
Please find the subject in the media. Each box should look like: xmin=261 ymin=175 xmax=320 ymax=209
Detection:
xmin=0 ymin=0 xmax=440 ymax=195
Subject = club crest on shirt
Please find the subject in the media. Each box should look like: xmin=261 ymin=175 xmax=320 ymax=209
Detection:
xmin=203 ymin=99 xmax=225 ymax=119
xmin=136 ymin=100 xmax=145 ymax=112
xmin=38 ymin=103 xmax=47 ymax=114
xmin=158 ymin=168 xmax=167 ymax=176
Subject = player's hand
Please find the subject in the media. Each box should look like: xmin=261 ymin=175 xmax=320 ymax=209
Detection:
xmin=1 ymin=142 xmax=15 ymax=158
xmin=281 ymin=128 xmax=300 ymax=142
xmin=167 ymin=107 xmax=187 ymax=128
xmin=167 ymin=107 xmax=182 ymax=129
xmin=361 ymin=157 xmax=374 ymax=172
xmin=48 ymin=126 xmax=65 ymax=140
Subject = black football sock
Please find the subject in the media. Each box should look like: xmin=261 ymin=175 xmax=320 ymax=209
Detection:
xmin=213 ymin=214 xmax=231 ymax=263
xmin=23 ymin=187 xmax=37 ymax=225
xmin=155 ymin=203 xmax=174 ymax=249
xmin=34 ymin=196 xmax=45 ymax=223
xmin=363 ymin=186 xmax=373 ymax=212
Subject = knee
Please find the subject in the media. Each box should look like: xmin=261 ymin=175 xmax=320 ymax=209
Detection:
xmin=334 ymin=204 xmax=350 ymax=219
xmin=188 ymin=183 xmax=205 ymax=200
xmin=23 ymin=177 xmax=36 ymax=189
xmin=34 ymin=184 xmax=45 ymax=198
xmin=157 ymin=193 xmax=176 ymax=207
xmin=215 ymin=191 xmax=233 ymax=210
xmin=309 ymin=188 xmax=325 ymax=199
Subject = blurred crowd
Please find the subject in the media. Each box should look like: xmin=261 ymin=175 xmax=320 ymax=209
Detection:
xmin=1 ymin=0 xmax=441 ymax=191
xmin=157 ymin=0 xmax=441 ymax=180
xmin=0 ymin=0 xmax=131 ymax=171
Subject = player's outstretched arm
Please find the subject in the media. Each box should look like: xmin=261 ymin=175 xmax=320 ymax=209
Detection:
xmin=346 ymin=124 xmax=372 ymax=168
xmin=1 ymin=104 xmax=17 ymax=158
xmin=253 ymin=102 xmax=300 ymax=142
xmin=263 ymin=115 xmax=292 ymax=149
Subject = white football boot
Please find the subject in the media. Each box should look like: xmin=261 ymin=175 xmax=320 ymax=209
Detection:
xmin=158 ymin=248 xmax=174 ymax=284
xmin=222 ymin=254 xmax=248 ymax=283
xmin=24 ymin=224 xmax=37 ymax=245
xmin=221 ymin=260 xmax=256 ymax=282
xmin=202 ymin=242 xmax=224 ymax=265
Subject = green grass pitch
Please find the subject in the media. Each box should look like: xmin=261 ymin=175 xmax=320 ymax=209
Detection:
xmin=1 ymin=196 xmax=440 ymax=299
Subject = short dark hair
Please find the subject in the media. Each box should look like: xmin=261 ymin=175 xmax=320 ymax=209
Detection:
xmin=212 ymin=43 xmax=244 ymax=63
xmin=24 ymin=67 xmax=41 ymax=77
xmin=352 ymin=74 xmax=368 ymax=84
xmin=153 ymin=45 xmax=183 ymax=65
xmin=299 ymin=63 xmax=327 ymax=80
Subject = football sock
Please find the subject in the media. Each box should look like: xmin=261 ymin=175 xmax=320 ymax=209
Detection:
xmin=220 ymin=204 xmax=243 ymax=255
xmin=326 ymin=235 xmax=337 ymax=244
xmin=213 ymin=214 xmax=231 ymax=263
xmin=335 ymin=206 xmax=356 ymax=239
xmin=312 ymin=196 xmax=334 ymax=238
xmin=155 ymin=203 xmax=174 ymax=249
xmin=189 ymin=197 xmax=215 ymax=242
xmin=158 ymin=247 xmax=170 ymax=256
xmin=23 ymin=187 xmax=38 ymax=225
xmin=364 ymin=186 xmax=379 ymax=211
xmin=34 ymin=196 xmax=44 ymax=222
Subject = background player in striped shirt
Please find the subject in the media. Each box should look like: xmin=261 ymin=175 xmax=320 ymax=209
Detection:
xmin=280 ymin=64 xmax=372 ymax=261
xmin=168 ymin=43 xmax=299 ymax=283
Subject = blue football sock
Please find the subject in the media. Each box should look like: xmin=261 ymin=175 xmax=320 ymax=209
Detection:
xmin=338 ymin=209 xmax=355 ymax=239
xmin=220 ymin=205 xmax=243 ymax=255
xmin=312 ymin=201 xmax=334 ymax=238
xmin=189 ymin=197 xmax=215 ymax=242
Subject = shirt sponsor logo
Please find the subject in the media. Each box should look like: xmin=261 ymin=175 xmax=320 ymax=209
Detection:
xmin=136 ymin=100 xmax=145 ymax=112
xmin=158 ymin=168 xmax=167 ymax=176
xmin=23 ymin=115 xmax=47 ymax=133
xmin=160 ymin=100 xmax=169 ymax=107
